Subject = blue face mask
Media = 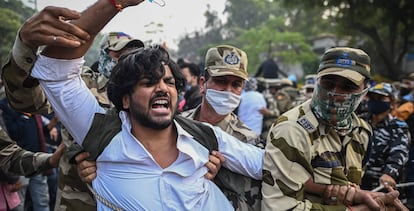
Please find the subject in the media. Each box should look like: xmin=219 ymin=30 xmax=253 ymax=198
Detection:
xmin=367 ymin=100 xmax=391 ymax=114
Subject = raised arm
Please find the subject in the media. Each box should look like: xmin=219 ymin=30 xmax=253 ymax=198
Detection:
xmin=1 ymin=6 xmax=90 ymax=114
xmin=30 ymin=0 xmax=145 ymax=144
xmin=42 ymin=0 xmax=145 ymax=59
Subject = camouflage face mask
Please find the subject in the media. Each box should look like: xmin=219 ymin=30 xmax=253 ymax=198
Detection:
xmin=311 ymin=84 xmax=368 ymax=135
xmin=98 ymin=48 xmax=117 ymax=79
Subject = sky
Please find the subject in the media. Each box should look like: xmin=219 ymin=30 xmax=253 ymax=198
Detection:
xmin=30 ymin=0 xmax=226 ymax=50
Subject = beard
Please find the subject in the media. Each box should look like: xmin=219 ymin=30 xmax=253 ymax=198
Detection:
xmin=129 ymin=94 xmax=176 ymax=130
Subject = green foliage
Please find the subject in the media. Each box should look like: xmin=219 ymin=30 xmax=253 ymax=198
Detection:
xmin=177 ymin=0 xmax=318 ymax=75
xmin=0 ymin=0 xmax=35 ymax=63
xmin=236 ymin=17 xmax=317 ymax=75
xmin=176 ymin=0 xmax=413 ymax=81
xmin=224 ymin=0 xmax=283 ymax=32
xmin=302 ymin=59 xmax=320 ymax=76
xmin=0 ymin=0 xmax=34 ymax=21
xmin=279 ymin=0 xmax=414 ymax=80
xmin=0 ymin=8 xmax=21 ymax=62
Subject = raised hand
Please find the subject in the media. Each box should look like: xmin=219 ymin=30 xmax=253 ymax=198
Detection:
xmin=20 ymin=6 xmax=90 ymax=52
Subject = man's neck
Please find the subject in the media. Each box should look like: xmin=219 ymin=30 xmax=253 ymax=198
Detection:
xmin=197 ymin=101 xmax=226 ymax=125
xmin=131 ymin=121 xmax=179 ymax=169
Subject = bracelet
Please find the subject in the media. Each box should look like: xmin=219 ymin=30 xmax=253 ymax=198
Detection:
xmin=346 ymin=204 xmax=354 ymax=211
xmin=108 ymin=0 xmax=123 ymax=11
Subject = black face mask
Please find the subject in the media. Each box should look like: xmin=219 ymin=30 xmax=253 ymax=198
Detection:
xmin=367 ymin=100 xmax=391 ymax=114
xmin=400 ymin=87 xmax=412 ymax=97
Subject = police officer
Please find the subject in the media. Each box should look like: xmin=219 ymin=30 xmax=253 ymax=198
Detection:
xmin=261 ymin=47 xmax=407 ymax=210
xmin=181 ymin=45 xmax=263 ymax=211
xmin=360 ymin=83 xmax=410 ymax=192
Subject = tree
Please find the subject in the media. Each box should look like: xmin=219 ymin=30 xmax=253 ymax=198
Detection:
xmin=236 ymin=17 xmax=317 ymax=75
xmin=223 ymin=0 xmax=284 ymax=38
xmin=176 ymin=4 xmax=225 ymax=63
xmin=279 ymin=0 xmax=414 ymax=80
xmin=0 ymin=8 xmax=22 ymax=62
xmin=218 ymin=0 xmax=318 ymax=75
xmin=176 ymin=0 xmax=318 ymax=74
xmin=0 ymin=0 xmax=34 ymax=21
xmin=0 ymin=0 xmax=35 ymax=62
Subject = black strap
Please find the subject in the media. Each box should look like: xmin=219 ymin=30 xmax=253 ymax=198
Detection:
xmin=82 ymin=113 xmax=121 ymax=161
xmin=174 ymin=115 xmax=218 ymax=152
xmin=81 ymin=113 xmax=246 ymax=197
xmin=82 ymin=114 xmax=218 ymax=161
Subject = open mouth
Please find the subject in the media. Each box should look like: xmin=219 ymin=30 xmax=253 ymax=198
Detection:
xmin=151 ymin=98 xmax=169 ymax=110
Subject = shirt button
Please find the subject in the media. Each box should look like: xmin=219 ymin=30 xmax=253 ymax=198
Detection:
xmin=25 ymin=58 xmax=33 ymax=64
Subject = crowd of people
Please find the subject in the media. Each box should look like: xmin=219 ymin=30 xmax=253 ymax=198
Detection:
xmin=0 ymin=0 xmax=413 ymax=210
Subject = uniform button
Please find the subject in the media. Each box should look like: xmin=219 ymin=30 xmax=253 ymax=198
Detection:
xmin=25 ymin=58 xmax=33 ymax=63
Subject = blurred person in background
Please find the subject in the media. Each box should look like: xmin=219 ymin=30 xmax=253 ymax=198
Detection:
xmin=238 ymin=77 xmax=267 ymax=140
xmin=178 ymin=62 xmax=202 ymax=112
xmin=0 ymin=170 xmax=22 ymax=211
xmin=360 ymin=83 xmax=410 ymax=196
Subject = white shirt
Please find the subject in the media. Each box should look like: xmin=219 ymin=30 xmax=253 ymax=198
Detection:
xmin=238 ymin=90 xmax=267 ymax=136
xmin=32 ymin=55 xmax=264 ymax=211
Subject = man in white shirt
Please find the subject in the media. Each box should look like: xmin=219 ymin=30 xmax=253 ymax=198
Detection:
xmin=29 ymin=0 xmax=263 ymax=210
xmin=238 ymin=77 xmax=267 ymax=136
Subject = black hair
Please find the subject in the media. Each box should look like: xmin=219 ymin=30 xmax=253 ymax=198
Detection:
xmin=180 ymin=62 xmax=201 ymax=81
xmin=107 ymin=45 xmax=186 ymax=111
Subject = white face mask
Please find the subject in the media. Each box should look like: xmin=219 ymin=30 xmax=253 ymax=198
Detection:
xmin=206 ymin=89 xmax=241 ymax=115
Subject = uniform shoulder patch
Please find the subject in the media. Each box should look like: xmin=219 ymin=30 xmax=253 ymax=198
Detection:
xmin=297 ymin=115 xmax=317 ymax=133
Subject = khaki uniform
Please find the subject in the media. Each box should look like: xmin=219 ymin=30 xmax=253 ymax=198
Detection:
xmin=261 ymin=91 xmax=282 ymax=139
xmin=1 ymin=35 xmax=98 ymax=210
xmin=0 ymin=34 xmax=52 ymax=176
xmin=181 ymin=106 xmax=262 ymax=211
xmin=261 ymin=100 xmax=372 ymax=211
xmin=0 ymin=126 xmax=51 ymax=176
xmin=1 ymin=34 xmax=50 ymax=114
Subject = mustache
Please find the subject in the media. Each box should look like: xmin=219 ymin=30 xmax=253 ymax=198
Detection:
xmin=150 ymin=92 xmax=169 ymax=101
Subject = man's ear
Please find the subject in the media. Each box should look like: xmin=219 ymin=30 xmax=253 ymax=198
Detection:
xmin=199 ymin=76 xmax=207 ymax=95
xmin=122 ymin=95 xmax=130 ymax=110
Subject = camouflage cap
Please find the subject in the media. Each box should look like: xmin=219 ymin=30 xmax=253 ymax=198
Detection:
xmin=205 ymin=45 xmax=248 ymax=80
xmin=317 ymin=47 xmax=371 ymax=85
xmin=244 ymin=77 xmax=258 ymax=91
xmin=100 ymin=32 xmax=144 ymax=51
xmin=368 ymin=82 xmax=393 ymax=97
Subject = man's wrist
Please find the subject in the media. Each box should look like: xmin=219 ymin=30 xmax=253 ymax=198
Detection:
xmin=108 ymin=0 xmax=123 ymax=11
xmin=12 ymin=30 xmax=38 ymax=72
xmin=44 ymin=156 xmax=55 ymax=169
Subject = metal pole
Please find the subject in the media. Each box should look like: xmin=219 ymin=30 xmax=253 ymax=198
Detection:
xmin=372 ymin=182 xmax=414 ymax=192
